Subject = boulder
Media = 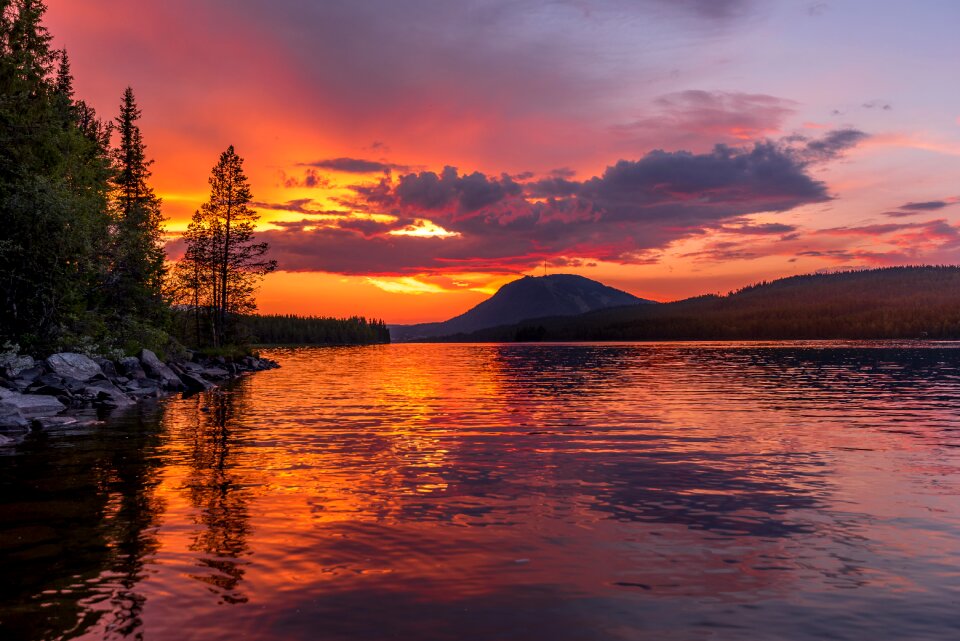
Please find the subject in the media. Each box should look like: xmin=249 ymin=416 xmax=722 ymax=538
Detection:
xmin=118 ymin=357 xmax=147 ymax=379
xmin=138 ymin=349 xmax=184 ymax=390
xmin=13 ymin=365 xmax=44 ymax=385
xmin=2 ymin=354 xmax=35 ymax=379
xmin=93 ymin=357 xmax=118 ymax=379
xmin=0 ymin=402 xmax=29 ymax=430
xmin=179 ymin=373 xmax=214 ymax=392
xmin=45 ymin=353 xmax=103 ymax=382
xmin=181 ymin=361 xmax=205 ymax=374
xmin=88 ymin=382 xmax=136 ymax=408
xmin=202 ymin=367 xmax=230 ymax=380
xmin=28 ymin=373 xmax=86 ymax=397
xmin=0 ymin=387 xmax=66 ymax=418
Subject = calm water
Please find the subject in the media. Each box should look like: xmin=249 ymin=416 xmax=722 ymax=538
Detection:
xmin=2 ymin=343 xmax=960 ymax=640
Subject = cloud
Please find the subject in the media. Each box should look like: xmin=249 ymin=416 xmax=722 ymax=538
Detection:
xmin=391 ymin=166 xmax=524 ymax=212
xmin=900 ymin=200 xmax=950 ymax=211
xmin=613 ymin=90 xmax=797 ymax=150
xmin=246 ymin=130 xmax=864 ymax=275
xmin=253 ymin=199 xmax=351 ymax=216
xmin=862 ymin=100 xmax=892 ymax=111
xmin=797 ymin=128 xmax=868 ymax=163
xmin=301 ymin=157 xmax=407 ymax=174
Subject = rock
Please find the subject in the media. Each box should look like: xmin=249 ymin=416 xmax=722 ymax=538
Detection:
xmin=87 ymin=382 xmax=136 ymax=408
xmin=94 ymin=357 xmax=118 ymax=379
xmin=28 ymin=373 xmax=86 ymax=397
xmin=2 ymin=354 xmax=35 ymax=379
xmin=45 ymin=353 xmax=103 ymax=382
xmin=30 ymin=416 xmax=80 ymax=430
xmin=0 ymin=388 xmax=66 ymax=418
xmin=202 ymin=367 xmax=230 ymax=380
xmin=181 ymin=361 xmax=205 ymax=374
xmin=0 ymin=433 xmax=15 ymax=447
xmin=179 ymin=372 xmax=214 ymax=392
xmin=138 ymin=349 xmax=184 ymax=390
xmin=13 ymin=365 xmax=44 ymax=385
xmin=0 ymin=402 xmax=29 ymax=430
xmin=118 ymin=357 xmax=147 ymax=379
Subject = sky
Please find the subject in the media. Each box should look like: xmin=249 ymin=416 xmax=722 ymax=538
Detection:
xmin=44 ymin=0 xmax=960 ymax=323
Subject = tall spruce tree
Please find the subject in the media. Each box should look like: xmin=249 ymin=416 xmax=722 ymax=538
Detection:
xmin=109 ymin=87 xmax=166 ymax=325
xmin=0 ymin=0 xmax=113 ymax=351
xmin=173 ymin=146 xmax=276 ymax=347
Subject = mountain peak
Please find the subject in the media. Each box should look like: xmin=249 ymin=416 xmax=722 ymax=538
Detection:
xmin=391 ymin=274 xmax=654 ymax=341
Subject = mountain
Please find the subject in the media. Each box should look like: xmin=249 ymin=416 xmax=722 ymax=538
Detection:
xmin=435 ymin=266 xmax=960 ymax=342
xmin=390 ymin=274 xmax=653 ymax=341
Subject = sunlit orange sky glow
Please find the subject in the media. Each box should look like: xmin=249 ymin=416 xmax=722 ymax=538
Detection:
xmin=45 ymin=0 xmax=960 ymax=323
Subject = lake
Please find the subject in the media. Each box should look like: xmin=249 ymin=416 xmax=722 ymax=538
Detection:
xmin=1 ymin=342 xmax=959 ymax=640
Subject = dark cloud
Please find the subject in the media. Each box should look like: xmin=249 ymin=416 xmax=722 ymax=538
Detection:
xmin=247 ymin=131 xmax=864 ymax=275
xmin=798 ymin=128 xmax=868 ymax=163
xmin=723 ymin=222 xmax=798 ymax=235
xmin=302 ymin=157 xmax=407 ymax=174
xmin=900 ymin=200 xmax=950 ymax=211
xmin=393 ymin=166 xmax=523 ymax=212
xmin=281 ymin=168 xmax=331 ymax=189
xmin=654 ymin=0 xmax=753 ymax=19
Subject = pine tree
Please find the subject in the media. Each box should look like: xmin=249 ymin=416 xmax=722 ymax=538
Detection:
xmin=109 ymin=87 xmax=166 ymax=324
xmin=0 ymin=0 xmax=112 ymax=351
xmin=173 ymin=146 xmax=276 ymax=347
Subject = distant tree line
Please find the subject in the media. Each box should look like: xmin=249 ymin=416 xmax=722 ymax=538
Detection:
xmin=0 ymin=1 xmax=290 ymax=356
xmin=444 ymin=267 xmax=960 ymax=342
xmin=240 ymin=314 xmax=390 ymax=346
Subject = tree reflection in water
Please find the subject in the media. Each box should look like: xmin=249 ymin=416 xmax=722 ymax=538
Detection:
xmin=182 ymin=388 xmax=252 ymax=605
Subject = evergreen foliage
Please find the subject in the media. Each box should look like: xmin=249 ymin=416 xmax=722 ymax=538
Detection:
xmin=109 ymin=87 xmax=166 ymax=326
xmin=169 ymin=146 xmax=277 ymax=347
xmin=0 ymin=1 xmax=114 ymax=352
xmin=242 ymin=314 xmax=390 ymax=345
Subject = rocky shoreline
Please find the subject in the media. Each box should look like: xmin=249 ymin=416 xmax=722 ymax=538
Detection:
xmin=0 ymin=349 xmax=279 ymax=446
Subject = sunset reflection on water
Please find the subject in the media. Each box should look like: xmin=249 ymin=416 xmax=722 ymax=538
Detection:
xmin=2 ymin=343 xmax=959 ymax=640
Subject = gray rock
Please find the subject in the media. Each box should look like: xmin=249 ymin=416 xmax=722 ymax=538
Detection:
xmin=88 ymin=382 xmax=136 ymax=408
xmin=181 ymin=361 xmax=205 ymax=374
xmin=2 ymin=354 xmax=35 ymax=379
xmin=0 ymin=402 xmax=29 ymax=430
xmin=138 ymin=349 xmax=184 ymax=389
xmin=45 ymin=353 xmax=103 ymax=382
xmin=118 ymin=357 xmax=147 ymax=379
xmin=202 ymin=367 xmax=230 ymax=380
xmin=13 ymin=365 xmax=44 ymax=384
xmin=179 ymin=373 xmax=214 ymax=392
xmin=94 ymin=357 xmax=118 ymax=379
xmin=0 ymin=387 xmax=66 ymax=418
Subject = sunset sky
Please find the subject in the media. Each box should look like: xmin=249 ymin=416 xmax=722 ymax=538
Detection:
xmin=45 ymin=0 xmax=960 ymax=323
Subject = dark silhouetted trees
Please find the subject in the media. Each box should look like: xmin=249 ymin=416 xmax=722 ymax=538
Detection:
xmin=170 ymin=146 xmax=277 ymax=348
xmin=241 ymin=315 xmax=390 ymax=345
xmin=109 ymin=87 xmax=166 ymax=326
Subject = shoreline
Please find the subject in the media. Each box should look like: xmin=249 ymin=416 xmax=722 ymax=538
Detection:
xmin=0 ymin=349 xmax=279 ymax=446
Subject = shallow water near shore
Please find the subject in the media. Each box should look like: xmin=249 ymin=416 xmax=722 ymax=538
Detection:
xmin=1 ymin=342 xmax=959 ymax=640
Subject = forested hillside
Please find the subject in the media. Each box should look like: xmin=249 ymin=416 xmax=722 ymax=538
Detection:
xmin=440 ymin=267 xmax=960 ymax=342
